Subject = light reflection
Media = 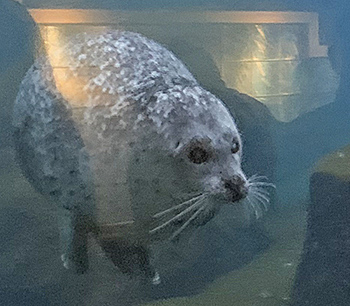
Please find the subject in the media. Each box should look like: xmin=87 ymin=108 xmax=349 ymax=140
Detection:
xmin=31 ymin=9 xmax=336 ymax=121
xmin=43 ymin=25 xmax=114 ymax=108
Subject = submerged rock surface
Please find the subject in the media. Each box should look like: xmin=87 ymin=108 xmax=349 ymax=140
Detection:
xmin=292 ymin=145 xmax=350 ymax=305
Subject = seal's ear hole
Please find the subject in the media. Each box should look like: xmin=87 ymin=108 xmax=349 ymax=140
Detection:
xmin=231 ymin=137 xmax=240 ymax=154
xmin=185 ymin=139 xmax=213 ymax=164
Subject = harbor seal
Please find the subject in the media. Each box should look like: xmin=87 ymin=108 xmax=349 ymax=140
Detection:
xmin=12 ymin=30 xmax=271 ymax=282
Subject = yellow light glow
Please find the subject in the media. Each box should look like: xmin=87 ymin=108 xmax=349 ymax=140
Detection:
xmin=31 ymin=9 xmax=332 ymax=122
xmin=42 ymin=26 xmax=116 ymax=108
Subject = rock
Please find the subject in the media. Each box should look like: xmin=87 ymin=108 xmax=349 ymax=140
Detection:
xmin=291 ymin=145 xmax=350 ymax=305
xmin=0 ymin=0 xmax=39 ymax=148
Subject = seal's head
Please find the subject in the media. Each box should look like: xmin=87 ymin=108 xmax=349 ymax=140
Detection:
xmin=128 ymin=84 xmax=259 ymax=240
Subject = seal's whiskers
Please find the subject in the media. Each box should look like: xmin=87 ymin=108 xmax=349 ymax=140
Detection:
xmin=247 ymin=196 xmax=263 ymax=218
xmin=249 ymin=190 xmax=269 ymax=211
xmin=153 ymin=193 xmax=207 ymax=219
xmin=250 ymin=189 xmax=270 ymax=205
xmin=150 ymin=196 xmax=208 ymax=234
xmin=249 ymin=181 xmax=276 ymax=188
xmin=246 ymin=174 xmax=276 ymax=219
xmin=170 ymin=203 xmax=208 ymax=240
xmin=248 ymin=174 xmax=268 ymax=182
xmin=249 ymin=187 xmax=270 ymax=196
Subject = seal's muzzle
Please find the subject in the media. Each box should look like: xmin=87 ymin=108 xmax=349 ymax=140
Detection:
xmin=224 ymin=175 xmax=248 ymax=203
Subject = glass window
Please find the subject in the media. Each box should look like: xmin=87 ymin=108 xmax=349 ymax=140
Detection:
xmin=1 ymin=1 xmax=349 ymax=305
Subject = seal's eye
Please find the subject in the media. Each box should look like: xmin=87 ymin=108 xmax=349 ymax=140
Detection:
xmin=188 ymin=146 xmax=210 ymax=164
xmin=231 ymin=138 xmax=240 ymax=154
xmin=185 ymin=139 xmax=213 ymax=164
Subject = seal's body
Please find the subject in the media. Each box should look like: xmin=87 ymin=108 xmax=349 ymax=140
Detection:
xmin=13 ymin=31 xmax=266 ymax=281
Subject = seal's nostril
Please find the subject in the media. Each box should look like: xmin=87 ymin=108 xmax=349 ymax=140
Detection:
xmin=224 ymin=176 xmax=248 ymax=202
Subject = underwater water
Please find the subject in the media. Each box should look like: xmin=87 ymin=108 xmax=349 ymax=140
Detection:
xmin=1 ymin=1 xmax=350 ymax=305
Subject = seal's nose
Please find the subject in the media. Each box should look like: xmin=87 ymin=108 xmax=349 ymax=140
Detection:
xmin=224 ymin=175 xmax=248 ymax=202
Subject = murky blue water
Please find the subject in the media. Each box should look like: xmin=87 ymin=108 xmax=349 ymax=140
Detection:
xmin=1 ymin=1 xmax=350 ymax=305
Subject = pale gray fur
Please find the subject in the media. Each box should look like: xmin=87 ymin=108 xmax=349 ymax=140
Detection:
xmin=12 ymin=31 xmax=264 ymax=278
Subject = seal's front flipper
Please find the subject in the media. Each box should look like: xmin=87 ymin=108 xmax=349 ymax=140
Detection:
xmin=59 ymin=209 xmax=92 ymax=274
xmin=100 ymin=239 xmax=160 ymax=284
